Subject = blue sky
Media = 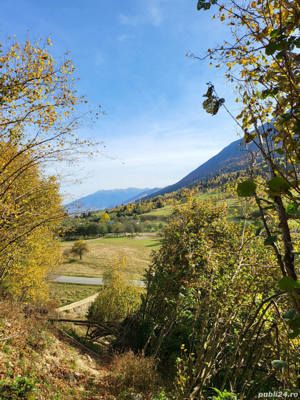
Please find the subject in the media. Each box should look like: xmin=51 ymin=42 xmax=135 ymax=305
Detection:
xmin=1 ymin=0 xmax=242 ymax=200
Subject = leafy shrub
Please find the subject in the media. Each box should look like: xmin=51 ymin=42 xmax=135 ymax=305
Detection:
xmin=152 ymin=390 xmax=169 ymax=400
xmin=88 ymin=269 xmax=141 ymax=322
xmin=70 ymin=240 xmax=89 ymax=260
xmin=0 ymin=376 xmax=36 ymax=399
xmin=211 ymin=388 xmax=237 ymax=400
xmin=119 ymin=201 xmax=299 ymax=398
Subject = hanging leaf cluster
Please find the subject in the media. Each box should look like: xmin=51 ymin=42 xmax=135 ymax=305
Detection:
xmin=197 ymin=0 xmax=217 ymax=10
xmin=202 ymin=84 xmax=225 ymax=115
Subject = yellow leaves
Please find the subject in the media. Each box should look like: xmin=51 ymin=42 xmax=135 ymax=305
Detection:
xmin=3 ymin=227 xmax=61 ymax=302
xmin=0 ymin=38 xmax=96 ymax=301
xmin=226 ymin=61 xmax=236 ymax=71
xmin=0 ymin=38 xmax=80 ymax=137
xmin=251 ymin=1 xmax=257 ymax=8
xmin=0 ymin=143 xmax=63 ymax=302
xmin=101 ymin=212 xmax=111 ymax=223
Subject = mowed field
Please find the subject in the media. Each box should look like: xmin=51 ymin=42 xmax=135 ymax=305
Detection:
xmin=49 ymin=283 xmax=99 ymax=307
xmin=54 ymin=234 xmax=161 ymax=280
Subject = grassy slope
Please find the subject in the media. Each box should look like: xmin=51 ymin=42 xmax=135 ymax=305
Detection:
xmin=0 ymin=302 xmax=111 ymax=399
xmin=0 ymin=301 xmax=164 ymax=399
xmin=142 ymin=189 xmax=242 ymax=219
xmin=141 ymin=205 xmax=173 ymax=217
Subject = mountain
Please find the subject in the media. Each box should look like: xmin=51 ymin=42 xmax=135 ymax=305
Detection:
xmin=67 ymin=137 xmax=257 ymax=212
xmin=147 ymin=138 xmax=255 ymax=198
xmin=66 ymin=187 xmax=159 ymax=213
xmin=126 ymin=188 xmax=161 ymax=203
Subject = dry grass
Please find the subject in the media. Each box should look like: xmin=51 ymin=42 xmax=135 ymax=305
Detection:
xmin=0 ymin=300 xmax=111 ymax=399
xmin=109 ymin=351 xmax=161 ymax=398
xmin=49 ymin=283 xmax=99 ymax=307
xmin=0 ymin=300 xmax=167 ymax=399
xmin=54 ymin=235 xmax=160 ymax=280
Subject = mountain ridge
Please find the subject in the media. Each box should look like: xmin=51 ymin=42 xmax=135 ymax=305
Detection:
xmin=146 ymin=138 xmax=255 ymax=198
xmin=66 ymin=187 xmax=159 ymax=213
xmin=67 ymin=137 xmax=256 ymax=212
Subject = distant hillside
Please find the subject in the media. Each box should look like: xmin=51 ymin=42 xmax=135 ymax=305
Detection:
xmin=148 ymin=138 xmax=256 ymax=198
xmin=67 ymin=137 xmax=259 ymax=212
xmin=66 ymin=187 xmax=159 ymax=213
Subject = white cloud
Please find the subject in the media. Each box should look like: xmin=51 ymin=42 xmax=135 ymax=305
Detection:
xmin=59 ymin=74 xmax=241 ymax=201
xmin=94 ymin=51 xmax=105 ymax=67
xmin=117 ymin=33 xmax=134 ymax=42
xmin=118 ymin=1 xmax=164 ymax=27
xmin=147 ymin=3 xmax=163 ymax=26
xmin=60 ymin=110 xmax=238 ymax=201
xmin=118 ymin=14 xmax=139 ymax=27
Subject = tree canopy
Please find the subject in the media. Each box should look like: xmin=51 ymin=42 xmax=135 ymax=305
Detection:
xmin=197 ymin=0 xmax=300 ymax=314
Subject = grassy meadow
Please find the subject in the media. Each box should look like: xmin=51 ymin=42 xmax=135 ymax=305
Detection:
xmin=54 ymin=234 xmax=161 ymax=280
xmin=49 ymin=283 xmax=99 ymax=307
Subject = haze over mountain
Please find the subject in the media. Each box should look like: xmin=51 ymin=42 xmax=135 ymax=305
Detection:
xmin=66 ymin=188 xmax=159 ymax=212
xmin=67 ymin=137 xmax=256 ymax=212
xmin=147 ymin=138 xmax=255 ymax=198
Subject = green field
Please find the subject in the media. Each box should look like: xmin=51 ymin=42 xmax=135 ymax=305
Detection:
xmin=54 ymin=234 xmax=161 ymax=280
xmin=141 ymin=205 xmax=174 ymax=217
xmin=140 ymin=190 xmax=245 ymax=220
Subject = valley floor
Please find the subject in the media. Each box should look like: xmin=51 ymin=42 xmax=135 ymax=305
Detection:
xmin=50 ymin=234 xmax=159 ymax=308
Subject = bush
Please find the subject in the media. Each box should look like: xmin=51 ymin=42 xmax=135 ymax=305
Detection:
xmin=109 ymin=351 xmax=160 ymax=397
xmin=70 ymin=240 xmax=89 ymax=260
xmin=87 ymin=269 xmax=141 ymax=322
xmin=0 ymin=376 xmax=36 ymax=399
xmin=212 ymin=388 xmax=237 ymax=400
xmin=119 ymin=201 xmax=298 ymax=398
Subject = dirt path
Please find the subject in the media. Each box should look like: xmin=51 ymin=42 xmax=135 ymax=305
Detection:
xmin=57 ymin=292 xmax=99 ymax=312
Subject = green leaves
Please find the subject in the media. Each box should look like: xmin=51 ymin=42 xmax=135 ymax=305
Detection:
xmin=202 ymin=84 xmax=225 ymax=115
xmin=244 ymin=131 xmax=256 ymax=143
xmin=278 ymin=276 xmax=300 ymax=291
xmin=267 ymin=176 xmax=290 ymax=196
xmin=271 ymin=360 xmax=287 ymax=369
xmin=260 ymin=87 xmax=279 ymax=99
xmin=212 ymin=388 xmax=237 ymax=400
xmin=264 ymin=235 xmax=277 ymax=246
xmin=282 ymin=309 xmax=297 ymax=321
xmin=197 ymin=0 xmax=217 ymax=10
xmin=286 ymin=202 xmax=299 ymax=216
xmin=265 ymin=41 xmax=279 ymax=55
xmin=279 ymin=285 xmax=300 ymax=338
xmin=265 ymin=36 xmax=294 ymax=56
xmin=282 ymin=309 xmax=300 ymax=339
xmin=237 ymin=180 xmax=256 ymax=197
xmin=203 ymin=97 xmax=225 ymax=115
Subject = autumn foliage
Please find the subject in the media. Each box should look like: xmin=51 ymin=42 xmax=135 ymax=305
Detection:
xmin=0 ymin=38 xmax=86 ymax=302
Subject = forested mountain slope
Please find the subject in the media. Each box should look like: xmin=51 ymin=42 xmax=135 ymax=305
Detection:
xmin=148 ymin=138 xmax=255 ymax=197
